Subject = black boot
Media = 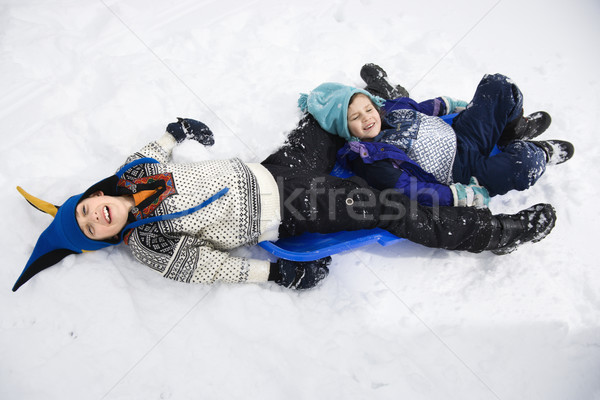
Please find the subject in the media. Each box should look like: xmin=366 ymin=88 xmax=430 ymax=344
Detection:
xmin=486 ymin=204 xmax=556 ymax=255
xmin=360 ymin=63 xmax=410 ymax=100
xmin=498 ymin=111 xmax=552 ymax=147
xmin=530 ymin=140 xmax=575 ymax=165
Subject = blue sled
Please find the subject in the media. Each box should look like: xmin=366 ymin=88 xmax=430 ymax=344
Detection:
xmin=258 ymin=228 xmax=403 ymax=261
xmin=258 ymin=114 xmax=498 ymax=261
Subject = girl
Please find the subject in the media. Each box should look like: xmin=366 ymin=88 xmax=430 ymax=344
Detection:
xmin=299 ymin=74 xmax=574 ymax=204
xmin=13 ymin=114 xmax=557 ymax=292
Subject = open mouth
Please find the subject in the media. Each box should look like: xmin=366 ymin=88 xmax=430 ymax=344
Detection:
xmin=364 ymin=122 xmax=375 ymax=131
xmin=103 ymin=206 xmax=111 ymax=224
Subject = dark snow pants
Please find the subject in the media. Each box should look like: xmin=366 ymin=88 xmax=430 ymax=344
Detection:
xmin=451 ymin=73 xmax=547 ymax=196
xmin=262 ymin=115 xmax=494 ymax=252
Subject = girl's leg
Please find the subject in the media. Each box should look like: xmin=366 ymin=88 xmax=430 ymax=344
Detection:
xmin=451 ymin=73 xmax=548 ymax=195
xmin=466 ymin=141 xmax=547 ymax=196
xmin=452 ymin=73 xmax=524 ymax=157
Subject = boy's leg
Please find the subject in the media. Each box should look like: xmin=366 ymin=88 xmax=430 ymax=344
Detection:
xmin=360 ymin=63 xmax=410 ymax=99
xmin=261 ymin=114 xmax=345 ymax=174
xmin=271 ymin=171 xmax=556 ymax=254
xmin=269 ymin=171 xmax=495 ymax=252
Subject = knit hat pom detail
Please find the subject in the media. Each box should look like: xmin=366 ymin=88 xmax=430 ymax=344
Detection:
xmin=297 ymin=93 xmax=309 ymax=112
xmin=372 ymin=95 xmax=385 ymax=108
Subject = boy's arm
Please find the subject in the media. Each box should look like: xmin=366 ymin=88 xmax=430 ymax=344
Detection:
xmin=124 ymin=133 xmax=177 ymax=165
xmin=127 ymin=229 xmax=271 ymax=284
xmin=123 ymin=118 xmax=215 ymax=165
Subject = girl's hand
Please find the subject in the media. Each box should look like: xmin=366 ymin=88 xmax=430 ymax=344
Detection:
xmin=450 ymin=177 xmax=490 ymax=208
xmin=442 ymin=97 xmax=469 ymax=114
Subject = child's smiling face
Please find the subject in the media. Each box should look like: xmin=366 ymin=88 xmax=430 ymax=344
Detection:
xmin=347 ymin=93 xmax=382 ymax=140
xmin=75 ymin=191 xmax=133 ymax=241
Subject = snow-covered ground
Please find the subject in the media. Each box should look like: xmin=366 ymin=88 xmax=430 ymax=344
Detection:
xmin=1 ymin=0 xmax=599 ymax=399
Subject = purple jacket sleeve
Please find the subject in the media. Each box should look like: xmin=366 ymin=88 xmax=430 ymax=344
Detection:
xmin=382 ymin=97 xmax=447 ymax=116
xmin=393 ymin=172 xmax=454 ymax=207
xmin=348 ymin=158 xmax=454 ymax=207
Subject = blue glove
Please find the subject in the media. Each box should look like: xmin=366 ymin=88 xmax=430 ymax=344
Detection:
xmin=269 ymin=257 xmax=331 ymax=290
xmin=450 ymin=177 xmax=490 ymax=208
xmin=166 ymin=118 xmax=215 ymax=146
xmin=442 ymin=97 xmax=469 ymax=114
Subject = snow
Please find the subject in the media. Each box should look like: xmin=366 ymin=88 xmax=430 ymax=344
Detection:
xmin=1 ymin=0 xmax=599 ymax=399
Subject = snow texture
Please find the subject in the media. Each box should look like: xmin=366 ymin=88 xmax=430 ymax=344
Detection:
xmin=1 ymin=0 xmax=599 ymax=399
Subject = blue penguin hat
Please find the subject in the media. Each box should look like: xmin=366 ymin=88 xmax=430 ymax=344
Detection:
xmin=12 ymin=176 xmax=123 ymax=292
xmin=12 ymin=158 xmax=152 ymax=292
xmin=298 ymin=82 xmax=384 ymax=141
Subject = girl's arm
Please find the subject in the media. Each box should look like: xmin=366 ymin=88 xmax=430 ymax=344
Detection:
xmin=382 ymin=97 xmax=466 ymax=117
xmin=127 ymin=229 xmax=270 ymax=285
xmin=348 ymin=158 xmax=454 ymax=207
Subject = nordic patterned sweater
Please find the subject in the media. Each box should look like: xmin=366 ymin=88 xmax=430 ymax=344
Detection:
xmin=117 ymin=134 xmax=280 ymax=285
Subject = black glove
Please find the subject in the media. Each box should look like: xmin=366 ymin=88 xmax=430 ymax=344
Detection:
xmin=268 ymin=257 xmax=331 ymax=290
xmin=166 ymin=117 xmax=215 ymax=146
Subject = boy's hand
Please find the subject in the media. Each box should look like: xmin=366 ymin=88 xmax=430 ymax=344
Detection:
xmin=268 ymin=257 xmax=331 ymax=290
xmin=166 ymin=118 xmax=215 ymax=146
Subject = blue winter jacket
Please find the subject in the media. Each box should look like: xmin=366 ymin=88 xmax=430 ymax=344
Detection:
xmin=337 ymin=141 xmax=454 ymax=207
xmin=336 ymin=96 xmax=455 ymax=207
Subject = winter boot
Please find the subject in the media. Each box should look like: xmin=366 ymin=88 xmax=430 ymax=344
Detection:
xmin=486 ymin=203 xmax=556 ymax=255
xmin=360 ymin=63 xmax=410 ymax=100
xmin=498 ymin=111 xmax=552 ymax=146
xmin=530 ymin=140 xmax=575 ymax=165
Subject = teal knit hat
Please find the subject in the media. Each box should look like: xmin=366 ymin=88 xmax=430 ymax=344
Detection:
xmin=298 ymin=82 xmax=384 ymax=141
